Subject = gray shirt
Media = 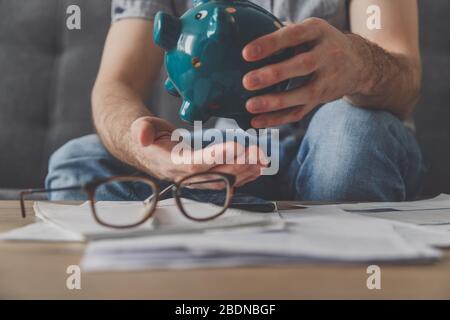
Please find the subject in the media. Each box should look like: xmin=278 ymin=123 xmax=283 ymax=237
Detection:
xmin=112 ymin=0 xmax=349 ymax=28
xmin=110 ymin=0 xmax=350 ymax=130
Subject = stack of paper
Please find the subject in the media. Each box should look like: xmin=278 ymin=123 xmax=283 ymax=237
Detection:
xmin=0 ymin=221 xmax=84 ymax=242
xmin=0 ymin=199 xmax=282 ymax=242
xmin=81 ymin=204 xmax=450 ymax=271
xmin=339 ymin=194 xmax=450 ymax=229
xmin=81 ymin=212 xmax=447 ymax=271
xmin=2 ymin=196 xmax=450 ymax=271
xmin=33 ymin=199 xmax=282 ymax=240
xmin=281 ymin=205 xmax=450 ymax=248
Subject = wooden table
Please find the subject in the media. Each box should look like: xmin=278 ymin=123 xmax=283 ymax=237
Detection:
xmin=1 ymin=201 xmax=449 ymax=299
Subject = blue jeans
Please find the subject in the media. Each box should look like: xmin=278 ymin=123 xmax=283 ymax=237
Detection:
xmin=46 ymin=100 xmax=425 ymax=202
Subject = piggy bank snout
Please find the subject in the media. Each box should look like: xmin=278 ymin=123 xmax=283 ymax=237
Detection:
xmin=179 ymin=100 xmax=210 ymax=124
xmin=153 ymin=12 xmax=181 ymax=50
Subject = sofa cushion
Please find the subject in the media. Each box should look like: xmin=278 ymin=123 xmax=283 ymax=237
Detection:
xmin=0 ymin=0 xmax=190 ymax=191
xmin=0 ymin=0 xmax=110 ymax=188
xmin=0 ymin=0 xmax=450 ymax=199
xmin=415 ymin=0 xmax=450 ymax=196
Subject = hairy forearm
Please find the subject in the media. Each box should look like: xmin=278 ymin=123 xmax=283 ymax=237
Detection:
xmin=92 ymin=80 xmax=152 ymax=169
xmin=345 ymin=34 xmax=422 ymax=119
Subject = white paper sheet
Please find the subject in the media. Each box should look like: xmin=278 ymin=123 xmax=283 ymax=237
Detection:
xmin=352 ymin=209 xmax=450 ymax=226
xmin=340 ymin=194 xmax=450 ymax=212
xmin=280 ymin=204 xmax=348 ymax=219
xmin=0 ymin=221 xmax=84 ymax=242
xmin=391 ymin=223 xmax=450 ymax=248
xmin=81 ymin=214 xmax=442 ymax=271
xmin=4 ymin=195 xmax=450 ymax=271
xmin=428 ymin=224 xmax=450 ymax=232
xmin=32 ymin=199 xmax=282 ymax=240
xmin=281 ymin=205 xmax=450 ymax=248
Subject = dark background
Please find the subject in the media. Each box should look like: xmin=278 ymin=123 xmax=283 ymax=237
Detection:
xmin=0 ymin=0 xmax=449 ymax=198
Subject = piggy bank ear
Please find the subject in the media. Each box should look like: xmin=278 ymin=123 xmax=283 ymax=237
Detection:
xmin=153 ymin=11 xmax=181 ymax=51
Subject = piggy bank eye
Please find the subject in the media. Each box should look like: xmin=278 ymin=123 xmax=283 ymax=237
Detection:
xmin=195 ymin=10 xmax=208 ymax=20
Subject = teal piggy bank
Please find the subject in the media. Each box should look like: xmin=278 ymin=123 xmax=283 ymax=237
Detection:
xmin=153 ymin=0 xmax=294 ymax=129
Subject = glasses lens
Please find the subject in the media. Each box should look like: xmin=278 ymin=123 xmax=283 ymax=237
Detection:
xmin=93 ymin=177 xmax=157 ymax=227
xmin=177 ymin=173 xmax=231 ymax=221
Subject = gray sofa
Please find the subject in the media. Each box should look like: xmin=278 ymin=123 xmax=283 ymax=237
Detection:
xmin=0 ymin=0 xmax=449 ymax=198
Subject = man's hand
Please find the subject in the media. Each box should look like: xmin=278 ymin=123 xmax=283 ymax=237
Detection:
xmin=242 ymin=0 xmax=421 ymax=127
xmin=130 ymin=117 xmax=267 ymax=187
xmin=242 ymin=18 xmax=364 ymax=128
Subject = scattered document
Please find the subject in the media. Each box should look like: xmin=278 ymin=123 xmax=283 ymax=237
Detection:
xmin=32 ymin=199 xmax=282 ymax=240
xmin=0 ymin=221 xmax=84 ymax=242
xmin=353 ymin=209 xmax=450 ymax=226
xmin=281 ymin=204 xmax=450 ymax=248
xmin=338 ymin=194 xmax=450 ymax=226
xmin=280 ymin=204 xmax=348 ymax=219
xmin=429 ymin=224 xmax=450 ymax=232
xmin=3 ymin=195 xmax=450 ymax=271
xmin=391 ymin=222 xmax=450 ymax=248
xmin=340 ymin=194 xmax=450 ymax=212
xmin=81 ymin=214 xmax=441 ymax=272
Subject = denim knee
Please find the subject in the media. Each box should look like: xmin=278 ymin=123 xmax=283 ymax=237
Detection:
xmin=48 ymin=135 xmax=110 ymax=173
xmin=45 ymin=134 xmax=132 ymax=199
xmin=292 ymin=99 xmax=423 ymax=201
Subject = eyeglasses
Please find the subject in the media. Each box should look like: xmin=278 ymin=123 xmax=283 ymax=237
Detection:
xmin=20 ymin=172 xmax=236 ymax=229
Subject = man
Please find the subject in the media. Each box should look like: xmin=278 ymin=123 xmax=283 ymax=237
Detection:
xmin=46 ymin=0 xmax=423 ymax=202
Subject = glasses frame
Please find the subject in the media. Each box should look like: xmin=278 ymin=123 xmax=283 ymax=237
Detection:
xmin=174 ymin=172 xmax=235 ymax=223
xmin=20 ymin=172 xmax=236 ymax=229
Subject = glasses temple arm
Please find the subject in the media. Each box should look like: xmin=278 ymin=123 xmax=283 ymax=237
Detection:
xmin=142 ymin=177 xmax=231 ymax=204
xmin=19 ymin=186 xmax=82 ymax=218
xmin=144 ymin=184 xmax=175 ymax=204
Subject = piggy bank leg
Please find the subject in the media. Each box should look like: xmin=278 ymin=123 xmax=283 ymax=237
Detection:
xmin=179 ymin=100 xmax=210 ymax=124
xmin=164 ymin=78 xmax=180 ymax=97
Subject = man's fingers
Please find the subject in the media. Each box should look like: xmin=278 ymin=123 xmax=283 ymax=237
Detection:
xmin=235 ymin=146 xmax=267 ymax=186
xmin=179 ymin=174 xmax=229 ymax=190
xmin=251 ymin=104 xmax=315 ymax=128
xmin=171 ymin=141 xmax=266 ymax=187
xmin=247 ymin=79 xmax=322 ymax=114
xmin=212 ymin=163 xmax=261 ymax=187
xmin=246 ymin=145 xmax=270 ymax=168
xmin=218 ymin=146 xmax=266 ymax=186
xmin=235 ymin=169 xmax=260 ymax=187
xmin=243 ymin=19 xmax=323 ymax=62
xmin=131 ymin=117 xmax=176 ymax=147
xmin=201 ymin=141 xmax=246 ymax=165
xmin=150 ymin=117 xmax=177 ymax=140
xmin=185 ymin=141 xmax=246 ymax=173
xmin=243 ymin=51 xmax=319 ymax=91
xmin=131 ymin=117 xmax=157 ymax=147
